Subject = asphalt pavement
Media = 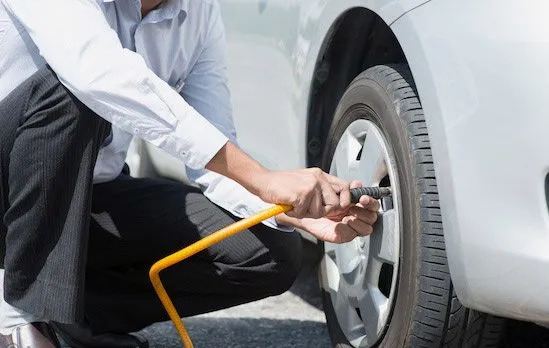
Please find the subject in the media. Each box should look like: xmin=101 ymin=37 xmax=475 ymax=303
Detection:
xmin=137 ymin=240 xmax=331 ymax=348
xmin=135 ymin=240 xmax=549 ymax=348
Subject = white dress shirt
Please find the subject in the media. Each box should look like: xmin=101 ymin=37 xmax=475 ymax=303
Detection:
xmin=0 ymin=0 xmax=289 ymax=230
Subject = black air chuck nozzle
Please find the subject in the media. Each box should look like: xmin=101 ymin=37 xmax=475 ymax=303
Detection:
xmin=350 ymin=186 xmax=393 ymax=203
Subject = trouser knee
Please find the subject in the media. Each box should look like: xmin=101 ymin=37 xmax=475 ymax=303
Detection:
xmin=261 ymin=232 xmax=303 ymax=296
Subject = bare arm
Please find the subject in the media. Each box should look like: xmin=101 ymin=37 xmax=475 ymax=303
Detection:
xmin=206 ymin=142 xmax=352 ymax=219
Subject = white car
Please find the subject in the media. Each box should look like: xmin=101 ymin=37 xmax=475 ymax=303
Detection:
xmin=129 ymin=0 xmax=549 ymax=346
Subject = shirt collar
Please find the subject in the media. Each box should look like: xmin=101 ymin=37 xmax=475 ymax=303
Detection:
xmin=103 ymin=0 xmax=186 ymax=24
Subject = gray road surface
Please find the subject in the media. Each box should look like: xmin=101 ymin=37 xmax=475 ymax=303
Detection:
xmin=135 ymin=240 xmax=549 ymax=348
xmin=138 ymin=240 xmax=331 ymax=348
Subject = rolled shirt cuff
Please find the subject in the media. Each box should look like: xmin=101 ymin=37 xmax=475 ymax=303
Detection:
xmin=171 ymin=107 xmax=229 ymax=169
xmin=194 ymin=171 xmax=296 ymax=232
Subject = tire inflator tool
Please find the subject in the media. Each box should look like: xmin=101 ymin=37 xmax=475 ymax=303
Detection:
xmin=149 ymin=186 xmax=393 ymax=348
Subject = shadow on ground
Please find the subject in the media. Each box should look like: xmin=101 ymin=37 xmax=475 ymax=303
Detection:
xmin=136 ymin=240 xmax=331 ymax=348
xmin=140 ymin=317 xmax=330 ymax=348
xmin=502 ymin=320 xmax=549 ymax=348
xmin=134 ymin=240 xmax=549 ymax=348
xmin=288 ymin=239 xmax=324 ymax=311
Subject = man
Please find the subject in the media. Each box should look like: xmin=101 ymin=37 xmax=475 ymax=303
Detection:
xmin=0 ymin=0 xmax=379 ymax=347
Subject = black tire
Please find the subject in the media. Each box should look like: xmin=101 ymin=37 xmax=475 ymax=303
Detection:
xmin=318 ymin=64 xmax=505 ymax=347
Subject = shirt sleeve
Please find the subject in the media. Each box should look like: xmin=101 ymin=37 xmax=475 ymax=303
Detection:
xmin=1 ymin=0 xmax=227 ymax=169
xmin=182 ymin=3 xmax=294 ymax=232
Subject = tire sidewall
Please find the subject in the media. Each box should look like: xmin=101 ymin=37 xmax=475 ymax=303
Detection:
xmin=320 ymin=74 xmax=422 ymax=347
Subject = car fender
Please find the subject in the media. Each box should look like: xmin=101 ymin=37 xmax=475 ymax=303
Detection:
xmin=391 ymin=0 xmax=549 ymax=322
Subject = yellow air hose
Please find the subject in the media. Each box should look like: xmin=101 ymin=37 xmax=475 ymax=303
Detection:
xmin=149 ymin=204 xmax=292 ymax=348
xmin=148 ymin=186 xmax=392 ymax=347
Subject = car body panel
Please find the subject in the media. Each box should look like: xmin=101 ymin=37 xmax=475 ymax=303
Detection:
xmin=144 ymin=0 xmax=430 ymax=172
xmin=222 ymin=0 xmax=430 ymax=169
xmin=136 ymin=0 xmax=549 ymax=324
xmin=392 ymin=0 xmax=549 ymax=323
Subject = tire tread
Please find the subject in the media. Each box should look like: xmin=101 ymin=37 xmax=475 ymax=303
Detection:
xmin=321 ymin=64 xmax=505 ymax=348
xmin=361 ymin=65 xmax=506 ymax=348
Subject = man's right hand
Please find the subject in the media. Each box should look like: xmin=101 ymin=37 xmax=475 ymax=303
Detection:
xmin=253 ymin=168 xmax=351 ymax=219
xmin=205 ymin=142 xmax=351 ymax=219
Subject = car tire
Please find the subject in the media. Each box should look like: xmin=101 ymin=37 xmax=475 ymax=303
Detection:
xmin=319 ymin=64 xmax=506 ymax=347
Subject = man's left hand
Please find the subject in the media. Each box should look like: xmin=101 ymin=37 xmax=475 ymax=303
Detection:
xmin=277 ymin=180 xmax=381 ymax=244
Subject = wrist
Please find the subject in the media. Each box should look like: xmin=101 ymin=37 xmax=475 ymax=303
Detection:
xmin=275 ymin=213 xmax=303 ymax=230
xmin=240 ymin=165 xmax=270 ymax=197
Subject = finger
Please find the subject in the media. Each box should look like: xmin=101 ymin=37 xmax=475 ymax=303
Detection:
xmin=324 ymin=174 xmax=351 ymax=210
xmin=309 ymin=187 xmax=325 ymax=218
xmin=325 ymin=208 xmax=350 ymax=222
xmin=287 ymin=188 xmax=311 ymax=218
xmin=343 ymin=216 xmax=374 ymax=237
xmin=358 ymin=195 xmax=372 ymax=206
xmin=286 ymin=197 xmax=302 ymax=218
xmin=350 ymin=180 xmax=362 ymax=189
xmin=359 ymin=210 xmax=378 ymax=225
xmin=333 ymin=222 xmax=359 ymax=243
xmin=348 ymin=206 xmax=378 ymax=224
xmin=359 ymin=195 xmax=381 ymax=211
xmin=286 ymin=209 xmax=299 ymax=218
xmin=338 ymin=181 xmax=351 ymax=210
xmin=320 ymin=180 xmax=340 ymax=215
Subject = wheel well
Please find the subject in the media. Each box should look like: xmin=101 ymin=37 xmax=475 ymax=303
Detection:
xmin=306 ymin=8 xmax=407 ymax=167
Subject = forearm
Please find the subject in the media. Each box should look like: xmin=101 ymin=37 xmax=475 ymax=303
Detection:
xmin=205 ymin=142 xmax=269 ymax=197
xmin=206 ymin=143 xmax=352 ymax=219
xmin=2 ymin=0 xmax=227 ymax=170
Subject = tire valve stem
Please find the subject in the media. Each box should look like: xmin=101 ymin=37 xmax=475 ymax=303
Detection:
xmin=350 ymin=186 xmax=393 ymax=203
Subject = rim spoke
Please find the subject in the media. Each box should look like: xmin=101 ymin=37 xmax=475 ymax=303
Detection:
xmin=370 ymin=210 xmax=398 ymax=264
xmin=344 ymin=257 xmax=368 ymax=300
xmin=358 ymin=286 xmax=389 ymax=343
xmin=357 ymin=126 xmax=387 ymax=186
xmin=365 ymin=253 xmax=383 ymax=287
xmin=333 ymin=289 xmax=365 ymax=342
xmin=331 ymin=129 xmax=362 ymax=181
xmin=349 ymin=238 xmax=369 ymax=288
xmin=358 ymin=237 xmax=370 ymax=266
xmin=321 ymin=253 xmax=340 ymax=292
xmin=324 ymin=240 xmax=337 ymax=255
xmin=335 ymin=240 xmax=362 ymax=275
xmin=324 ymin=119 xmax=401 ymax=348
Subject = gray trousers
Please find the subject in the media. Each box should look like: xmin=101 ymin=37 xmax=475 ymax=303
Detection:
xmin=0 ymin=66 xmax=302 ymax=335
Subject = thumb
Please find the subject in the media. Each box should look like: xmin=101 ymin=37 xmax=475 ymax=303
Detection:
xmin=350 ymin=180 xmax=362 ymax=189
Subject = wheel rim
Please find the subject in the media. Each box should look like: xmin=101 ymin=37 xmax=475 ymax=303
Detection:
xmin=321 ymin=119 xmax=401 ymax=347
